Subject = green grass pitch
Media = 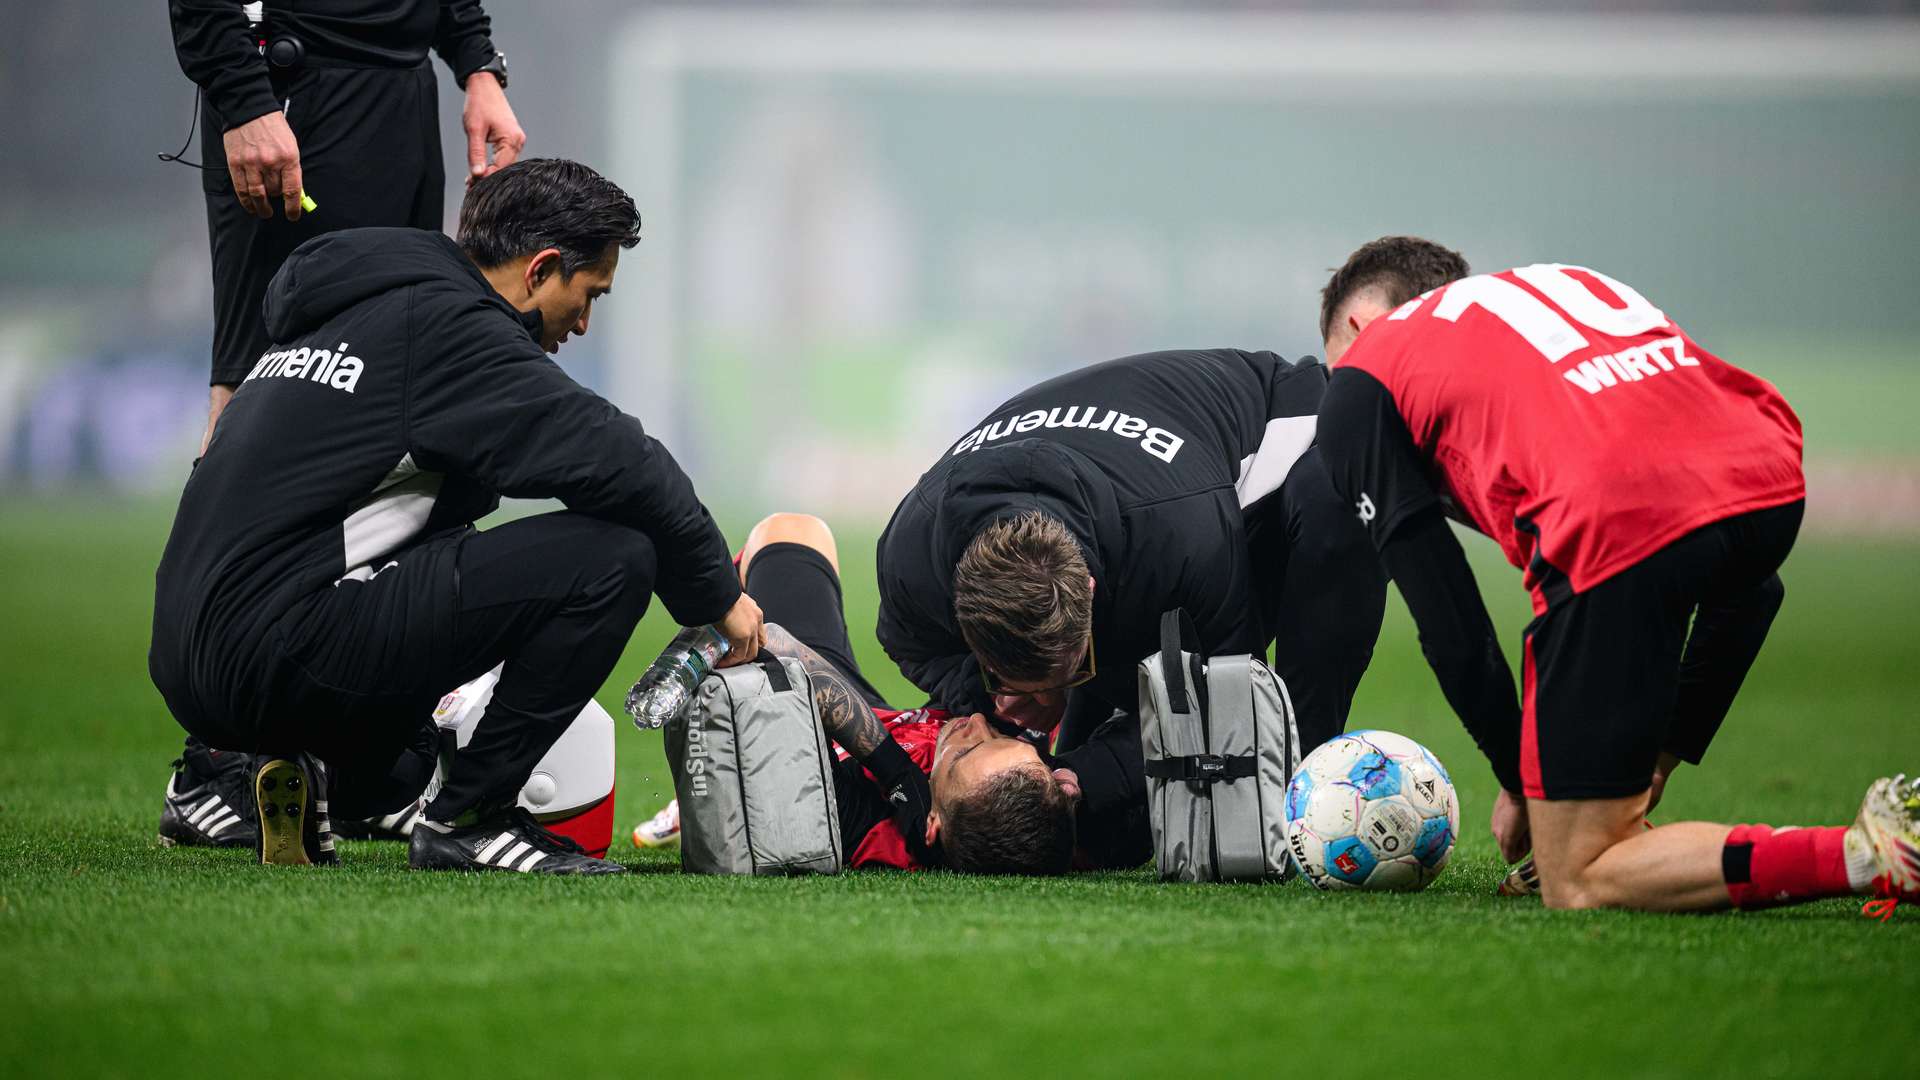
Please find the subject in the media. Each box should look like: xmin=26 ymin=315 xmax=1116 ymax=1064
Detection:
xmin=0 ymin=500 xmax=1913 ymax=1078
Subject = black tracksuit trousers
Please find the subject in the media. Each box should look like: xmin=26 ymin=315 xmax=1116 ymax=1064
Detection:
xmin=177 ymin=512 xmax=654 ymax=821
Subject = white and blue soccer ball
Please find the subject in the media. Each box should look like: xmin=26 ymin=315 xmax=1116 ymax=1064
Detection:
xmin=1283 ymin=729 xmax=1458 ymax=892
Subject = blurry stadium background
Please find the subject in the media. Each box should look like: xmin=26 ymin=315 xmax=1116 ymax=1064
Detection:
xmin=4 ymin=1 xmax=1917 ymax=530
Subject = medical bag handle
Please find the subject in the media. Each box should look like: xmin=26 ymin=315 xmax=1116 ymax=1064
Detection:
xmin=1158 ymin=608 xmax=1207 ymax=717
xmin=752 ymin=649 xmax=793 ymax=694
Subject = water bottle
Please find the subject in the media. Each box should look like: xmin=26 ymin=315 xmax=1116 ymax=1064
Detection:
xmin=625 ymin=625 xmax=730 ymax=729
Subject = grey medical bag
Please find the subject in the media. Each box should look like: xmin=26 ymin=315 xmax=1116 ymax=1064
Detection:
xmin=664 ymin=651 xmax=844 ymax=875
xmin=1137 ymin=609 xmax=1301 ymax=883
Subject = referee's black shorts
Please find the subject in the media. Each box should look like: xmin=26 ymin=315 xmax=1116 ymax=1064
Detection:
xmin=1519 ymin=500 xmax=1803 ymax=800
xmin=200 ymin=61 xmax=444 ymax=386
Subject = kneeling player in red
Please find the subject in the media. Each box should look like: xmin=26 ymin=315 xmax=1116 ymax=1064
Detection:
xmin=1313 ymin=236 xmax=1919 ymax=913
xmin=683 ymin=512 xmax=1075 ymax=874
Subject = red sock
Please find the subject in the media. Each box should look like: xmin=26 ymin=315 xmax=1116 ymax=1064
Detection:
xmin=1723 ymin=825 xmax=1853 ymax=909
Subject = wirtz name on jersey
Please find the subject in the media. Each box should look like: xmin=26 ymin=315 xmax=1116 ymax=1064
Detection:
xmin=951 ymin=406 xmax=1186 ymax=462
xmin=1563 ymin=336 xmax=1697 ymax=396
xmin=242 ymin=340 xmax=367 ymax=394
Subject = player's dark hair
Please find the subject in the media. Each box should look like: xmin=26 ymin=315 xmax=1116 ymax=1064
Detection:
xmin=940 ymin=767 xmax=1076 ymax=876
xmin=458 ymin=158 xmax=642 ymax=276
xmin=952 ymin=512 xmax=1092 ymax=685
xmin=1318 ymin=236 xmax=1470 ymax=341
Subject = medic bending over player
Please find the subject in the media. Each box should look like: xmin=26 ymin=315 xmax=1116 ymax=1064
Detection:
xmin=868 ymin=348 xmax=1388 ymax=871
xmin=642 ymin=512 xmax=1075 ymax=874
xmin=1312 ymin=236 xmax=1919 ymax=913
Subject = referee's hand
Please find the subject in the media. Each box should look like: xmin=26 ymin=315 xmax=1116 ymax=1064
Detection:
xmin=222 ymin=111 xmax=304 ymax=221
xmin=462 ymin=73 xmax=525 ymax=182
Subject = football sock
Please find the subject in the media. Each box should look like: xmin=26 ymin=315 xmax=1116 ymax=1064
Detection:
xmin=1722 ymin=824 xmax=1862 ymax=909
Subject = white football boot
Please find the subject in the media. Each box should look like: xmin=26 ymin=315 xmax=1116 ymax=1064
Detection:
xmin=1849 ymin=774 xmax=1920 ymax=911
xmin=1496 ymin=856 xmax=1541 ymax=897
xmin=632 ymin=799 xmax=681 ymax=849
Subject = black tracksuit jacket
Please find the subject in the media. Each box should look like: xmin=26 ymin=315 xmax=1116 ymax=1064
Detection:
xmin=150 ymin=228 xmax=739 ymax=729
xmin=875 ymin=349 xmax=1333 ymax=853
xmin=171 ymin=0 xmax=497 ymax=129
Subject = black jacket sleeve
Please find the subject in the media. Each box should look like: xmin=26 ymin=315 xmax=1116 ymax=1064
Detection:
xmin=1053 ymin=707 xmax=1152 ymax=869
xmin=1319 ymin=367 xmax=1525 ymax=793
xmin=169 ymin=0 xmax=280 ymax=130
xmin=1053 ymin=707 xmax=1143 ymax=820
xmin=405 ymin=296 xmax=740 ymax=627
xmin=1377 ymin=511 xmax=1525 ymax=793
xmin=1316 ymin=368 xmax=1438 ymax=547
xmin=875 ymin=584 xmax=983 ymax=711
xmin=874 ymin=567 xmax=991 ymax=715
xmin=1254 ymin=351 xmax=1331 ymax=422
xmin=434 ymin=0 xmax=497 ymax=84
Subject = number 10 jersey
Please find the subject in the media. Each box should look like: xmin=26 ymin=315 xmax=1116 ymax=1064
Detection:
xmin=1329 ymin=263 xmax=1804 ymax=609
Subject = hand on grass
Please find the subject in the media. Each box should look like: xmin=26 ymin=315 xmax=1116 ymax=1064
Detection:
xmin=1647 ymin=752 xmax=1682 ymax=815
xmin=1491 ymin=787 xmax=1531 ymax=864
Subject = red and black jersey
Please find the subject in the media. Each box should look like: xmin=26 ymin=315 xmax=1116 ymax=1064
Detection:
xmin=1327 ymin=264 xmax=1803 ymax=611
xmin=836 ymin=708 xmax=948 ymax=870
xmin=1319 ymin=264 xmax=1805 ymax=793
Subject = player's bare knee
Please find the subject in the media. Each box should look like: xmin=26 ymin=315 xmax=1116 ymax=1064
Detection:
xmin=1538 ymin=837 xmax=1633 ymax=910
xmin=744 ymin=512 xmax=838 ymax=570
xmin=1539 ymin=876 xmax=1607 ymax=910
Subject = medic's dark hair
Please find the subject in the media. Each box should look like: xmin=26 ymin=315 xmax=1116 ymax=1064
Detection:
xmin=458 ymin=158 xmax=641 ymax=276
xmin=1319 ymin=236 xmax=1470 ymax=341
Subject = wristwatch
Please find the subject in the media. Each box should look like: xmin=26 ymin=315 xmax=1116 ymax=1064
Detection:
xmin=463 ymin=51 xmax=508 ymax=91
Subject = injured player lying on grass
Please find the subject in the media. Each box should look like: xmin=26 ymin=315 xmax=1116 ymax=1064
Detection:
xmin=639 ymin=512 xmax=1076 ymax=875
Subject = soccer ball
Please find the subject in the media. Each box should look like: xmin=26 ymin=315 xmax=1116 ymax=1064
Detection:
xmin=1283 ymin=729 xmax=1458 ymax=892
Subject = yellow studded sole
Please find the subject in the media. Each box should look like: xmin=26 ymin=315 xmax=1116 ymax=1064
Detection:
xmin=254 ymin=759 xmax=311 ymax=866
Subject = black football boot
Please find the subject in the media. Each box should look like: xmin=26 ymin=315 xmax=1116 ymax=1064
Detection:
xmin=158 ymin=738 xmax=259 ymax=850
xmin=409 ymin=806 xmax=624 ymax=875
xmin=332 ymin=797 xmax=427 ymax=841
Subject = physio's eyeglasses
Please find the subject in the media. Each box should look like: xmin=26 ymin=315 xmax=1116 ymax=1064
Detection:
xmin=981 ymin=633 xmax=1097 ymax=698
